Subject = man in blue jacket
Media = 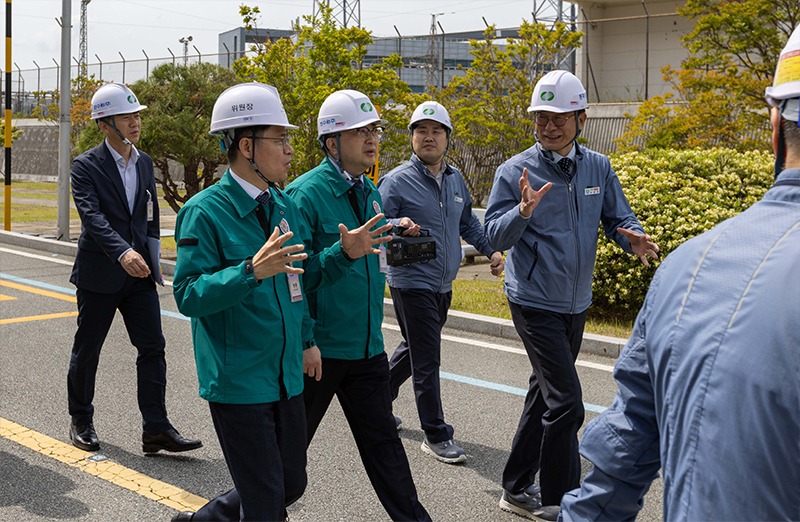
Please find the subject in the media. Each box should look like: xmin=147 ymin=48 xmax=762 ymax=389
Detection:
xmin=68 ymin=82 xmax=201 ymax=455
xmin=378 ymin=101 xmax=503 ymax=464
xmin=560 ymin=25 xmax=800 ymax=522
xmin=485 ymin=71 xmax=658 ymax=520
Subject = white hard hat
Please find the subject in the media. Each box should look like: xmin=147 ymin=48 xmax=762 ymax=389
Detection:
xmin=528 ymin=70 xmax=588 ymax=113
xmin=210 ymin=82 xmax=298 ymax=138
xmin=408 ymin=101 xmax=452 ymax=132
xmin=317 ymin=89 xmax=385 ymax=137
xmin=765 ymin=24 xmax=800 ymax=121
xmin=91 ymin=82 xmax=147 ymax=120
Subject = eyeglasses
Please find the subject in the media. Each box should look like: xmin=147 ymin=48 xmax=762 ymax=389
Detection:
xmin=253 ymin=135 xmax=292 ymax=148
xmin=534 ymin=113 xmax=573 ymax=127
xmin=351 ymin=126 xmax=384 ymax=141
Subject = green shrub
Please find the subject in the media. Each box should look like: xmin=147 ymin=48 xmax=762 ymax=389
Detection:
xmin=593 ymin=147 xmax=774 ymax=320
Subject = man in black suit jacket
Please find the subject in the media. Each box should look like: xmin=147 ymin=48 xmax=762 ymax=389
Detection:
xmin=68 ymin=82 xmax=201 ymax=454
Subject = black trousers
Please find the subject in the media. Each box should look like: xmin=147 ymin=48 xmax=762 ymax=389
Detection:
xmin=502 ymin=302 xmax=587 ymax=506
xmin=197 ymin=353 xmax=431 ymax=522
xmin=305 ymin=352 xmax=431 ymax=522
xmin=388 ymin=286 xmax=454 ymax=443
xmin=194 ymin=396 xmax=307 ymax=522
xmin=67 ymin=276 xmax=170 ymax=433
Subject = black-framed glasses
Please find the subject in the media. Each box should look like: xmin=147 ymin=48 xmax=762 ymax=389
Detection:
xmin=534 ymin=113 xmax=573 ymax=127
xmin=352 ymin=126 xmax=384 ymax=141
xmin=253 ymin=135 xmax=292 ymax=148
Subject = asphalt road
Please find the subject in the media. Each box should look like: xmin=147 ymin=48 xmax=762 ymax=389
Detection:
xmin=0 ymin=244 xmax=663 ymax=521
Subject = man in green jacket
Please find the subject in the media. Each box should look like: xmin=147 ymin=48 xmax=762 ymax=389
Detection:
xmin=171 ymin=83 xmax=391 ymax=522
xmin=286 ymin=89 xmax=431 ymax=522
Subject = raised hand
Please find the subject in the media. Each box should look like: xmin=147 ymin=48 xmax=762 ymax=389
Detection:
xmin=519 ymin=167 xmax=552 ymax=218
xmin=339 ymin=213 xmax=393 ymax=259
xmin=252 ymin=227 xmax=307 ymax=280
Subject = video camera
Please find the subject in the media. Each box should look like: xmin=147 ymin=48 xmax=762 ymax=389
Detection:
xmin=385 ymin=226 xmax=437 ymax=267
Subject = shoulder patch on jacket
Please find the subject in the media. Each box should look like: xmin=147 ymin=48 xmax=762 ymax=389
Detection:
xmin=178 ymin=238 xmax=199 ymax=247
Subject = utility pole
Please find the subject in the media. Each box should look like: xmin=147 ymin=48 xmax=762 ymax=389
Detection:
xmin=79 ymin=0 xmax=91 ymax=76
xmin=426 ymin=13 xmax=444 ymax=92
xmin=57 ymin=0 xmax=72 ymax=241
xmin=312 ymin=0 xmax=361 ymax=28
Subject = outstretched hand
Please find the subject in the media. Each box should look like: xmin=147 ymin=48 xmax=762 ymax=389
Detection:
xmin=339 ymin=213 xmax=393 ymax=259
xmin=519 ymin=167 xmax=552 ymax=218
xmin=617 ymin=227 xmax=660 ymax=267
xmin=252 ymin=227 xmax=307 ymax=280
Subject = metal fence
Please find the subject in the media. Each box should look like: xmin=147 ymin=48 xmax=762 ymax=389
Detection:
xmin=2 ymin=50 xmax=239 ymax=116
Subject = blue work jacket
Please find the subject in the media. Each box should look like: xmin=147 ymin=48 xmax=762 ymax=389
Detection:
xmin=560 ymin=168 xmax=800 ymax=521
xmin=378 ymin=155 xmax=494 ymax=293
xmin=485 ymin=142 xmax=643 ymax=314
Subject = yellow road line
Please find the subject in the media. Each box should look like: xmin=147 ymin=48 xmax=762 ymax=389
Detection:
xmin=0 ymin=280 xmax=77 ymax=303
xmin=0 ymin=311 xmax=78 ymax=325
xmin=0 ymin=417 xmax=208 ymax=512
xmin=0 ymin=293 xmax=16 ymax=301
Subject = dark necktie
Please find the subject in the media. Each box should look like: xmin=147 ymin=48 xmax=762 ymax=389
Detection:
xmin=256 ymin=190 xmax=271 ymax=205
xmin=558 ymin=157 xmax=574 ymax=182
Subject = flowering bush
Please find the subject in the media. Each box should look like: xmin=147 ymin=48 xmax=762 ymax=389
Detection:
xmin=592 ymin=147 xmax=774 ymax=320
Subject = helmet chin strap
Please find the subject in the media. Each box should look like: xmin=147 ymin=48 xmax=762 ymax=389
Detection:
xmin=775 ymin=122 xmax=786 ymax=179
xmin=103 ymin=117 xmax=132 ymax=146
xmin=247 ymin=129 xmax=280 ymax=194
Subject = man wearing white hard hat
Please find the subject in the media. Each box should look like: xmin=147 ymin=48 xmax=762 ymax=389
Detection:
xmin=285 ymin=89 xmax=431 ymax=521
xmin=378 ymin=101 xmax=503 ymax=465
xmin=484 ymin=70 xmax=658 ymax=520
xmin=561 ymin=25 xmax=800 ymax=521
xmin=171 ymin=84 xmax=404 ymax=521
xmin=68 ymin=82 xmax=202 ymax=455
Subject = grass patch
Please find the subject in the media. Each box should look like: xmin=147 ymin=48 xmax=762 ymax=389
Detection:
xmin=0 ymin=202 xmax=78 ymax=222
xmin=384 ymin=278 xmax=633 ymax=339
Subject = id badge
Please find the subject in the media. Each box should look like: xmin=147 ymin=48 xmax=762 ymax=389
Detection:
xmin=146 ymin=190 xmax=154 ymax=222
xmin=287 ymin=273 xmax=303 ymax=302
xmin=378 ymin=245 xmax=388 ymax=273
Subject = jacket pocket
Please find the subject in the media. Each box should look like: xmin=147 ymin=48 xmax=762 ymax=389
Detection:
xmin=526 ymin=241 xmax=539 ymax=281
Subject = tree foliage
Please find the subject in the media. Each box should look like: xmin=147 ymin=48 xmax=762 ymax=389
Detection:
xmin=34 ymin=73 xmax=103 ymax=148
xmin=74 ymin=63 xmax=237 ymax=212
xmin=438 ymin=22 xmax=583 ymax=203
xmin=234 ymin=4 xmax=421 ymax=178
xmin=617 ymin=0 xmax=800 ymax=152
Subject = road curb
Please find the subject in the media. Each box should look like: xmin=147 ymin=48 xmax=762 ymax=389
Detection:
xmin=1 ymin=230 xmax=625 ymax=359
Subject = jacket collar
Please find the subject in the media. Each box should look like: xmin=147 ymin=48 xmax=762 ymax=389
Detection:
xmin=220 ymin=170 xmax=288 ymax=220
xmin=410 ymin=154 xmax=453 ymax=178
xmin=321 ymin=156 xmax=365 ymax=198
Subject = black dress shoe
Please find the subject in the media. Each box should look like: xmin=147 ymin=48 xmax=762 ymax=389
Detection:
xmin=142 ymin=428 xmax=202 ymax=453
xmin=170 ymin=511 xmax=195 ymax=521
xmin=69 ymin=422 xmax=100 ymax=451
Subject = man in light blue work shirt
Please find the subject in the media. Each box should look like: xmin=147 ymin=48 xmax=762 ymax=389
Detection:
xmin=560 ymin=25 xmax=800 ymax=522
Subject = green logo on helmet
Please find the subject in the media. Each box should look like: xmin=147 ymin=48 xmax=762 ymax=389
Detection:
xmin=360 ymin=102 xmax=373 ymax=112
xmin=540 ymin=91 xmax=555 ymax=101
xmin=127 ymin=95 xmax=136 ymax=104
xmin=422 ymin=107 xmax=435 ymax=115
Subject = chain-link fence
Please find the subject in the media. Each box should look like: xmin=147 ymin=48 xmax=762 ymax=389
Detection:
xmin=3 ymin=50 xmax=239 ymax=116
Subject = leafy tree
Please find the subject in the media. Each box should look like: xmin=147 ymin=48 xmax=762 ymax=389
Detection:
xmin=234 ymin=4 xmax=421 ymax=178
xmin=617 ymin=0 xmax=799 ymax=152
xmin=438 ymin=22 xmax=583 ymax=203
xmin=33 ymin=73 xmax=103 ymax=147
xmin=74 ymin=62 xmax=237 ymax=211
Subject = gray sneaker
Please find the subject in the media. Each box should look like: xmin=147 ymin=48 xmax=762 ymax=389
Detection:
xmin=393 ymin=415 xmax=403 ymax=431
xmin=420 ymin=437 xmax=467 ymax=464
xmin=524 ymin=483 xmax=541 ymax=500
xmin=499 ymin=490 xmax=559 ymax=521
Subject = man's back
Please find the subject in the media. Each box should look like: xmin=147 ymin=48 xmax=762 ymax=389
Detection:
xmin=565 ymin=169 xmax=800 ymax=521
xmin=648 ymin=171 xmax=800 ymax=519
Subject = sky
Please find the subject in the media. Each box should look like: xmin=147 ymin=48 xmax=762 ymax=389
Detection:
xmin=11 ymin=0 xmax=543 ymax=73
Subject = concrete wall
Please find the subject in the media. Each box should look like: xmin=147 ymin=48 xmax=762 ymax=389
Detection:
xmin=1 ymin=120 xmax=60 ymax=182
xmin=575 ymin=0 xmax=689 ymax=103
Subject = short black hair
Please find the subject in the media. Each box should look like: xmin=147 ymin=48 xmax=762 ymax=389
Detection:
xmin=227 ymin=125 xmax=271 ymax=162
